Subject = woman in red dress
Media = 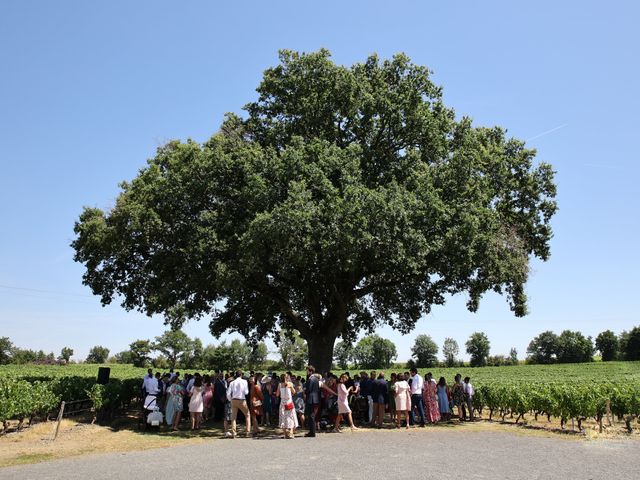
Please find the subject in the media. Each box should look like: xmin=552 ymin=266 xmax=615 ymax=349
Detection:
xmin=422 ymin=372 xmax=441 ymax=423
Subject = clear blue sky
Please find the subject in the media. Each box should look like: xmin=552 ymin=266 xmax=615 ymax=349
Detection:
xmin=1 ymin=1 xmax=638 ymax=363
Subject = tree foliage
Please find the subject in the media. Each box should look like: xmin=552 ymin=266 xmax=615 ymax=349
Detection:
xmin=86 ymin=346 xmax=110 ymax=364
xmin=466 ymin=332 xmax=491 ymax=367
xmin=442 ymin=338 xmax=459 ymax=367
xmin=112 ymin=350 xmax=134 ymax=365
xmin=153 ymin=330 xmax=193 ymax=368
xmin=352 ymin=335 xmax=397 ymax=369
xmin=247 ymin=342 xmax=269 ymax=369
xmin=128 ymin=340 xmax=152 ymax=368
xmin=509 ymin=347 xmax=519 ymax=365
xmin=555 ymin=330 xmax=593 ymax=364
xmin=595 ymin=330 xmax=619 ymax=362
xmin=411 ymin=334 xmax=439 ymax=367
xmin=526 ymin=331 xmax=559 ymax=364
xmin=278 ymin=330 xmax=308 ymax=370
xmin=333 ymin=341 xmax=353 ymax=370
xmin=210 ymin=339 xmax=251 ymax=372
xmin=72 ymin=50 xmax=557 ymax=372
xmin=0 ymin=337 xmax=13 ymax=365
xmin=183 ymin=337 xmax=204 ymax=369
xmin=619 ymin=326 xmax=640 ymax=361
xmin=59 ymin=347 xmax=74 ymax=363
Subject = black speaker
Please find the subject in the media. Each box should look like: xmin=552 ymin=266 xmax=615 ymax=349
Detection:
xmin=97 ymin=367 xmax=111 ymax=385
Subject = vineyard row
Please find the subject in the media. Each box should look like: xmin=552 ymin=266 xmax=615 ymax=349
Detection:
xmin=1 ymin=377 xmax=638 ymax=433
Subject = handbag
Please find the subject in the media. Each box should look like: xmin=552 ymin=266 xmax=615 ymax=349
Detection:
xmin=284 ymin=401 xmax=294 ymax=410
xmin=253 ymin=399 xmax=262 ymax=407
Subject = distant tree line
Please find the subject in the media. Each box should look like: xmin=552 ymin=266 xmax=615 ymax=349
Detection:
xmin=337 ymin=325 xmax=640 ymax=369
xmin=0 ymin=337 xmax=75 ymax=365
xmin=526 ymin=327 xmax=640 ymax=364
xmin=109 ymin=330 xmax=282 ymax=371
xmin=1 ymin=325 xmax=638 ymax=369
xmin=0 ymin=329 xmax=308 ymax=371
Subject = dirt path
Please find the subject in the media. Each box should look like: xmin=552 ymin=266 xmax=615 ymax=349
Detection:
xmin=2 ymin=427 xmax=638 ymax=480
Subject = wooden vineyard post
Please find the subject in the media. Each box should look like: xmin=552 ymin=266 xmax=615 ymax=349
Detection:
xmin=53 ymin=401 xmax=65 ymax=441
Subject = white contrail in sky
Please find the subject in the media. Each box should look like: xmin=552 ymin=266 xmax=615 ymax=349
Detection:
xmin=526 ymin=123 xmax=568 ymax=142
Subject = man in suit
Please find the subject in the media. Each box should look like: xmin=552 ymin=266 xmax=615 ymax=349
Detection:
xmin=303 ymin=366 xmax=337 ymax=437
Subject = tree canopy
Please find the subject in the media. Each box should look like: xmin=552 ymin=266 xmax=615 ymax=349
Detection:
xmin=59 ymin=347 xmax=74 ymax=363
xmin=153 ymin=330 xmax=193 ymax=368
xmin=526 ymin=330 xmax=558 ymax=364
xmin=0 ymin=337 xmax=13 ymax=365
xmin=277 ymin=330 xmax=308 ymax=370
xmin=351 ymin=335 xmax=397 ymax=369
xmin=411 ymin=334 xmax=438 ymax=367
xmin=86 ymin=345 xmax=110 ymax=364
xmin=128 ymin=340 xmax=152 ymax=368
xmin=466 ymin=332 xmax=491 ymax=367
xmin=595 ymin=330 xmax=619 ymax=361
xmin=333 ymin=340 xmax=353 ymax=369
xmin=72 ymin=49 xmax=557 ymax=372
xmin=442 ymin=338 xmax=459 ymax=367
xmin=555 ymin=330 xmax=594 ymax=363
xmin=619 ymin=326 xmax=640 ymax=361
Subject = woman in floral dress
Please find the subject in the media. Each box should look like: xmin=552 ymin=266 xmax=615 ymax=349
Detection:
xmin=451 ymin=374 xmax=465 ymax=421
xmin=422 ymin=372 xmax=441 ymax=423
xmin=165 ymin=376 xmax=184 ymax=430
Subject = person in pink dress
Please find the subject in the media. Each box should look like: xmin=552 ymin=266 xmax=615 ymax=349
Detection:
xmin=333 ymin=374 xmax=358 ymax=432
xmin=394 ymin=373 xmax=412 ymax=429
xmin=422 ymin=372 xmax=441 ymax=423
xmin=188 ymin=377 xmax=204 ymax=430
xmin=202 ymin=374 xmax=214 ymax=421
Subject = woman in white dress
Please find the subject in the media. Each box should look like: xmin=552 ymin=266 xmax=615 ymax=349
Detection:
xmin=276 ymin=373 xmax=298 ymax=439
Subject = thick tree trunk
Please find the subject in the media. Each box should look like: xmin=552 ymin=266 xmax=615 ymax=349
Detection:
xmin=305 ymin=333 xmax=337 ymax=374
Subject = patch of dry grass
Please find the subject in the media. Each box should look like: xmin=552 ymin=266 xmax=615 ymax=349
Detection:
xmin=0 ymin=418 xmax=209 ymax=468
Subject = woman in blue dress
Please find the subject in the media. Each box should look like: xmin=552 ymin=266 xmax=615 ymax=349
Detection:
xmin=165 ymin=377 xmax=185 ymax=430
xmin=261 ymin=377 xmax=272 ymax=426
xmin=436 ymin=376 xmax=450 ymax=421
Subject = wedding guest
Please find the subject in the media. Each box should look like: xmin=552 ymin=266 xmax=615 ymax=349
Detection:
xmin=277 ymin=373 xmax=298 ymax=439
xmin=333 ymin=374 xmax=358 ymax=432
xmin=394 ymin=373 xmax=411 ymax=429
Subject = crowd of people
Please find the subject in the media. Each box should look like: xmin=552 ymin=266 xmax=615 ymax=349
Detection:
xmin=140 ymin=366 xmax=475 ymax=438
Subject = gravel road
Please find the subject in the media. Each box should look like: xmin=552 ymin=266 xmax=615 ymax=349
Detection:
xmin=2 ymin=429 xmax=637 ymax=480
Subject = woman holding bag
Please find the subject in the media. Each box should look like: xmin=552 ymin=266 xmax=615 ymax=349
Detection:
xmin=276 ymin=373 xmax=298 ymax=439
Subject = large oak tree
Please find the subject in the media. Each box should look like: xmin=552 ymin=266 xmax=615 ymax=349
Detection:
xmin=72 ymin=50 xmax=557 ymax=372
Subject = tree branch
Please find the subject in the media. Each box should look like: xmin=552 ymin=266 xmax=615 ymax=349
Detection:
xmin=252 ymin=279 xmax=311 ymax=337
